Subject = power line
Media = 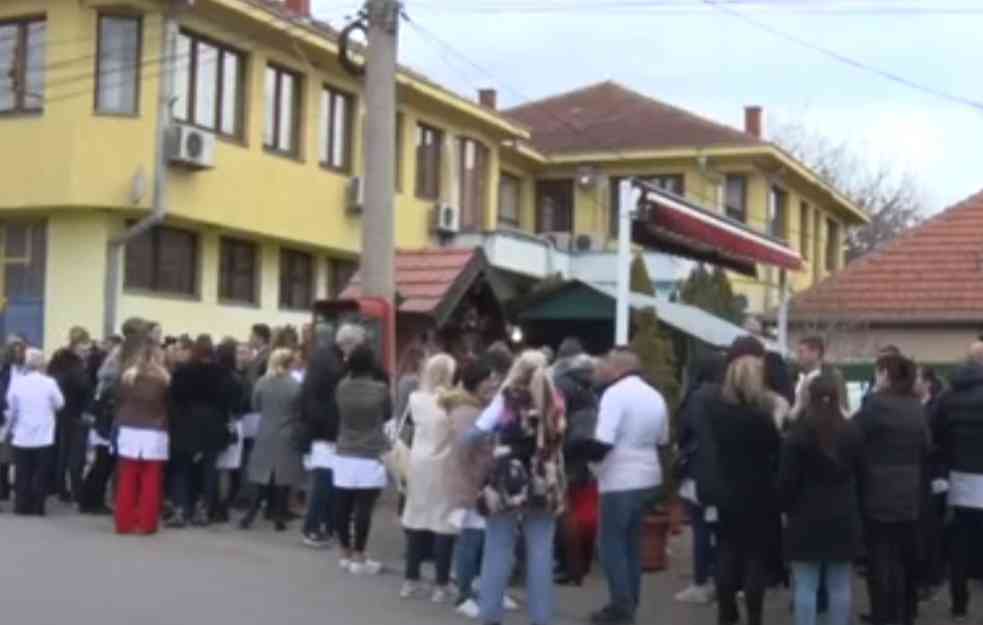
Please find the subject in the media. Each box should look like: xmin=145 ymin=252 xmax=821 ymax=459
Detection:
xmin=405 ymin=0 xmax=983 ymax=15
xmin=702 ymin=0 xmax=983 ymax=114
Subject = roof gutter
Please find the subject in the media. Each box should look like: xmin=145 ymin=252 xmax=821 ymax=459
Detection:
xmin=103 ymin=5 xmax=180 ymax=339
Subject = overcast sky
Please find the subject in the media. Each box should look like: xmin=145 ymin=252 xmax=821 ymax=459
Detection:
xmin=312 ymin=0 xmax=983 ymax=214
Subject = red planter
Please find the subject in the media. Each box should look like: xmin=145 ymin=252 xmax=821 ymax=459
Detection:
xmin=669 ymin=497 xmax=685 ymax=536
xmin=641 ymin=513 xmax=671 ymax=572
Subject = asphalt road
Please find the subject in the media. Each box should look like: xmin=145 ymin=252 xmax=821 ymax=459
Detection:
xmin=0 ymin=496 xmax=963 ymax=625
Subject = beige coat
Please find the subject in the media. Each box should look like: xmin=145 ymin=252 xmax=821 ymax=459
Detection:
xmin=401 ymin=390 xmax=459 ymax=535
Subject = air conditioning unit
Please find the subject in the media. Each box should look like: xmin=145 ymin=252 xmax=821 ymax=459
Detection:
xmin=346 ymin=177 xmax=365 ymax=215
xmin=572 ymin=233 xmax=604 ymax=252
xmin=432 ymin=202 xmax=460 ymax=235
xmin=167 ymin=123 xmax=216 ymax=169
xmin=542 ymin=231 xmax=573 ymax=251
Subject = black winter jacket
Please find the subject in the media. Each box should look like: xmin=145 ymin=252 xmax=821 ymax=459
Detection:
xmin=932 ymin=363 xmax=983 ymax=478
xmin=169 ymin=362 xmax=235 ymax=454
xmin=48 ymin=348 xmax=93 ymax=421
xmin=778 ymin=418 xmax=864 ymax=562
xmin=854 ymin=392 xmax=930 ymax=523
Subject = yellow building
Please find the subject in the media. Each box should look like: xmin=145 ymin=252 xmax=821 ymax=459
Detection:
xmin=0 ymin=0 xmax=866 ymax=351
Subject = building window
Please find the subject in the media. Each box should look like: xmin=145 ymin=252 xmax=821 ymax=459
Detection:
xmin=649 ymin=174 xmax=685 ymax=196
xmin=536 ymin=180 xmax=574 ymax=234
xmin=826 ymin=218 xmax=841 ymax=271
xmin=0 ymin=17 xmax=46 ymax=114
xmin=327 ymin=258 xmax=358 ymax=300
xmin=264 ymin=64 xmax=302 ymax=155
xmin=279 ymin=248 xmax=314 ymax=310
xmin=799 ymin=202 xmax=811 ymax=260
xmin=459 ymin=138 xmax=488 ymax=231
xmin=415 ymin=123 xmax=443 ymax=200
xmin=319 ymin=86 xmax=354 ymax=172
xmin=768 ymin=186 xmax=788 ymax=240
xmin=498 ymin=173 xmax=521 ymax=228
xmin=174 ymin=30 xmax=244 ymax=137
xmin=124 ymin=225 xmax=198 ymax=296
xmin=95 ymin=15 xmax=142 ymax=114
xmin=219 ymin=237 xmax=258 ymax=305
xmin=725 ymin=174 xmax=747 ymax=223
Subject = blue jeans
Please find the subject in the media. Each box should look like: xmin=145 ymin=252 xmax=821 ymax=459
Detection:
xmin=455 ymin=527 xmax=484 ymax=601
xmin=686 ymin=499 xmax=716 ymax=586
xmin=791 ymin=561 xmax=852 ymax=625
xmin=303 ymin=468 xmax=335 ymax=536
xmin=479 ymin=510 xmax=555 ymax=625
xmin=600 ymin=488 xmax=652 ymax=616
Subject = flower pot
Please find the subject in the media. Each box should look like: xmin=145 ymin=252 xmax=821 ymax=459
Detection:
xmin=641 ymin=513 xmax=670 ymax=572
xmin=669 ymin=497 xmax=685 ymax=536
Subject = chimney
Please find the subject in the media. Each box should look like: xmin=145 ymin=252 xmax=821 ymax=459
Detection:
xmin=284 ymin=0 xmax=311 ymax=16
xmin=744 ymin=105 xmax=763 ymax=139
xmin=478 ymin=89 xmax=498 ymax=110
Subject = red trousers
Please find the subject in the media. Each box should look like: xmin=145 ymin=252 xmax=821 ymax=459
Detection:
xmin=115 ymin=458 xmax=164 ymax=534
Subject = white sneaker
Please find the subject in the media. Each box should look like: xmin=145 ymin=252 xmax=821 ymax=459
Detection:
xmin=456 ymin=598 xmax=481 ymax=619
xmin=503 ymin=594 xmax=520 ymax=611
xmin=338 ymin=558 xmax=352 ymax=570
xmin=675 ymin=584 xmax=715 ymax=604
xmin=349 ymin=559 xmax=383 ymax=576
xmin=400 ymin=581 xmax=426 ymax=599
xmin=431 ymin=586 xmax=450 ymax=604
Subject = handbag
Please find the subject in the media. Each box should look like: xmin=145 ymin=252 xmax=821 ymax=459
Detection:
xmin=382 ymin=404 xmax=412 ymax=488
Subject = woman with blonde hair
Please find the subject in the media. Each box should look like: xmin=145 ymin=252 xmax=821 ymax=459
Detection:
xmin=400 ymin=353 xmax=460 ymax=602
xmin=469 ymin=349 xmax=567 ymax=625
xmin=240 ymin=348 xmax=304 ymax=531
xmin=114 ymin=341 xmax=170 ymax=534
xmin=699 ymin=336 xmax=782 ymax=625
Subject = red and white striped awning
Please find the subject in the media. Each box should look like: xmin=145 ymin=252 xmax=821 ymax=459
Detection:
xmin=632 ymin=180 xmax=804 ymax=276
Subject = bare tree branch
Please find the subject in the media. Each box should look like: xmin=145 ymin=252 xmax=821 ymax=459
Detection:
xmin=771 ymin=120 xmax=926 ymax=261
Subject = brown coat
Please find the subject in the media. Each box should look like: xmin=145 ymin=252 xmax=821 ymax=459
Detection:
xmin=442 ymin=389 xmax=493 ymax=510
xmin=116 ymin=374 xmax=169 ymax=432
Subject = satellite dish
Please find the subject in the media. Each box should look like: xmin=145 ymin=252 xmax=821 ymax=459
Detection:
xmin=129 ymin=167 xmax=147 ymax=205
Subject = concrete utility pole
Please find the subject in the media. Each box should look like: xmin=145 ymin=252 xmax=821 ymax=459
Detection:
xmin=615 ymin=178 xmax=638 ymax=346
xmin=360 ymin=0 xmax=400 ymax=303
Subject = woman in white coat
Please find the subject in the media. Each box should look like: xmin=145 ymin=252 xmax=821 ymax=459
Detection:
xmin=6 ymin=348 xmax=64 ymax=516
xmin=400 ymin=353 xmax=459 ymax=603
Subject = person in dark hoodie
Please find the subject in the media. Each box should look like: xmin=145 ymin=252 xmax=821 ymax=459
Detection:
xmin=47 ymin=326 xmax=94 ymax=503
xmin=167 ymin=335 xmax=234 ymax=527
xmin=853 ymin=353 xmax=929 ymax=625
xmin=673 ymin=350 xmax=726 ymax=605
xmin=212 ymin=339 xmax=248 ymax=523
xmin=931 ymin=342 xmax=983 ymax=621
xmin=779 ymin=375 xmax=863 ymax=625
xmin=299 ymin=345 xmax=343 ymax=548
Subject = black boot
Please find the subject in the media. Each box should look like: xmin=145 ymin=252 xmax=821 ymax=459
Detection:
xmin=0 ymin=463 xmax=10 ymax=501
xmin=239 ymin=487 xmax=261 ymax=530
xmin=273 ymin=485 xmax=290 ymax=532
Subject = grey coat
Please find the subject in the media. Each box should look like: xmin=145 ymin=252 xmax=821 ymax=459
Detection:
xmin=247 ymin=374 xmax=304 ymax=488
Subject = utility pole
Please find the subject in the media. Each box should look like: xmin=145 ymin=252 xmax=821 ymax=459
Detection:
xmin=360 ymin=0 xmax=400 ymax=303
xmin=615 ymin=178 xmax=638 ymax=346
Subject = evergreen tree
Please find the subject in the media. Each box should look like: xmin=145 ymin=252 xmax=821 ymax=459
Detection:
xmin=679 ymin=264 xmax=745 ymax=325
xmin=628 ymin=254 xmax=680 ymax=409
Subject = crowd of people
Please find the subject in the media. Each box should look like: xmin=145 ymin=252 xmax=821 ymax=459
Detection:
xmin=0 ymin=320 xmax=669 ymax=625
xmin=3 ymin=316 xmax=982 ymax=625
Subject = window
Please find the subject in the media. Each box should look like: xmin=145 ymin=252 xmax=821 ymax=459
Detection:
xmin=264 ymin=65 xmax=302 ymax=155
xmin=327 ymin=258 xmax=358 ymax=300
xmin=536 ymin=180 xmax=574 ymax=233
xmin=319 ymin=86 xmax=354 ymax=172
xmin=725 ymin=174 xmax=747 ymax=223
xmin=0 ymin=17 xmax=46 ymax=113
xmin=799 ymin=202 xmax=811 ymax=260
xmin=415 ymin=123 xmax=443 ymax=200
xmin=279 ymin=248 xmax=314 ymax=310
xmin=768 ymin=186 xmax=788 ymax=240
xmin=649 ymin=174 xmax=685 ymax=196
xmin=826 ymin=218 xmax=841 ymax=271
xmin=95 ymin=15 xmax=141 ymax=114
xmin=458 ymin=138 xmax=489 ymax=231
xmin=173 ymin=31 xmax=244 ymax=137
xmin=124 ymin=225 xmax=198 ymax=296
xmin=498 ymin=173 xmax=521 ymax=228
xmin=219 ymin=238 xmax=259 ymax=305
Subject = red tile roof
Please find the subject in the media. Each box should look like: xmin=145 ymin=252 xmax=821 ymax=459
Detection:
xmin=504 ymin=81 xmax=761 ymax=154
xmin=341 ymin=248 xmax=479 ymax=316
xmin=789 ymin=190 xmax=983 ymax=323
